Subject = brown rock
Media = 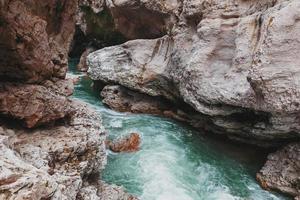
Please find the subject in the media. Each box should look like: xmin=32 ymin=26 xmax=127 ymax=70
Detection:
xmin=107 ymin=133 xmax=141 ymax=153
xmin=0 ymin=83 xmax=72 ymax=128
xmin=106 ymin=0 xmax=179 ymax=39
xmin=0 ymin=0 xmax=78 ymax=83
xmin=0 ymin=101 xmax=107 ymax=199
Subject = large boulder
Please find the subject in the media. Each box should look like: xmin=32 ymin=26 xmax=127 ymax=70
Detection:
xmin=0 ymin=0 xmax=77 ymax=83
xmin=88 ymin=0 xmax=300 ymax=145
xmin=0 ymin=83 xmax=72 ymax=128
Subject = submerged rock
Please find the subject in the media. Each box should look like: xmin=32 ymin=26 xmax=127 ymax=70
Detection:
xmin=107 ymin=133 xmax=141 ymax=153
xmin=257 ymin=143 xmax=300 ymax=199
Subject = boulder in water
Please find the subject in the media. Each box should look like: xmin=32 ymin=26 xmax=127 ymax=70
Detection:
xmin=107 ymin=133 xmax=141 ymax=153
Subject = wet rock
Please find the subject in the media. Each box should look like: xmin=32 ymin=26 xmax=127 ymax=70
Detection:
xmin=0 ymin=83 xmax=72 ymax=128
xmin=87 ymin=0 xmax=300 ymax=145
xmin=257 ymin=143 xmax=300 ymax=198
xmin=79 ymin=181 xmax=139 ymax=200
xmin=107 ymin=133 xmax=141 ymax=153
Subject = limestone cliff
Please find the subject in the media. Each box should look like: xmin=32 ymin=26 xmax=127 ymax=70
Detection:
xmin=88 ymin=0 xmax=300 ymax=146
xmin=86 ymin=0 xmax=300 ymax=198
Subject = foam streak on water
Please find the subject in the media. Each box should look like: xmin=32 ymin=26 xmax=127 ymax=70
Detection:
xmin=69 ymin=60 xmax=288 ymax=200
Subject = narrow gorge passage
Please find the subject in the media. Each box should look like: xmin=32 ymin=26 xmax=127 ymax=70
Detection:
xmin=69 ymin=60 xmax=289 ymax=200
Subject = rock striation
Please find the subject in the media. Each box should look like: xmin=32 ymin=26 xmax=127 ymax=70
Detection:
xmin=88 ymin=0 xmax=300 ymax=146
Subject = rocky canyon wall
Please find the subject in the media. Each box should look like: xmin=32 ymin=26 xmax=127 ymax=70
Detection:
xmin=88 ymin=0 xmax=300 ymax=146
xmin=0 ymin=1 xmax=136 ymax=199
xmin=0 ymin=0 xmax=299 ymax=199
xmin=86 ymin=0 xmax=300 ymax=198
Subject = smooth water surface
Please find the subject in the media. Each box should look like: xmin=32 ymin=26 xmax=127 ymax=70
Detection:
xmin=69 ymin=60 xmax=288 ymax=200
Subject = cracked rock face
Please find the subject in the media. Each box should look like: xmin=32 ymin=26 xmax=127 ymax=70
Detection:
xmin=0 ymin=1 xmax=138 ymax=199
xmin=0 ymin=0 xmax=77 ymax=83
xmin=0 ymin=83 xmax=72 ymax=128
xmin=257 ymin=142 xmax=300 ymax=199
xmin=0 ymin=101 xmax=137 ymax=200
xmin=0 ymin=101 xmax=106 ymax=199
xmin=88 ymin=0 xmax=300 ymax=145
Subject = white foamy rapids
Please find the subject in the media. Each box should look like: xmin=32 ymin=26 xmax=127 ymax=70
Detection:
xmin=138 ymin=141 xmax=194 ymax=200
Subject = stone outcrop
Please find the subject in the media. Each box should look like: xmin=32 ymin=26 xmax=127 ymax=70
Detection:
xmin=101 ymin=85 xmax=190 ymax=122
xmin=105 ymin=0 xmax=180 ymax=39
xmin=0 ymin=83 xmax=72 ymax=128
xmin=87 ymin=0 xmax=300 ymax=146
xmin=106 ymin=133 xmax=141 ymax=153
xmin=0 ymin=101 xmax=136 ymax=199
xmin=0 ymin=101 xmax=105 ymax=199
xmin=0 ymin=0 xmax=77 ymax=83
xmin=257 ymin=143 xmax=300 ymax=199
xmin=0 ymin=1 xmax=137 ymax=199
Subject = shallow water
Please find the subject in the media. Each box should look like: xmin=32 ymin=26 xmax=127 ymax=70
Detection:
xmin=69 ymin=60 xmax=288 ymax=200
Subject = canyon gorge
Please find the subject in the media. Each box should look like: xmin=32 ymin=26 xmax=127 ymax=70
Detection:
xmin=0 ymin=0 xmax=300 ymax=199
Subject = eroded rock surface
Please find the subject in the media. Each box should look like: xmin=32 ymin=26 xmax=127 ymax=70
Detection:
xmin=0 ymin=100 xmax=137 ymax=200
xmin=0 ymin=101 xmax=106 ymax=199
xmin=0 ymin=1 xmax=138 ymax=199
xmin=106 ymin=133 xmax=141 ymax=153
xmin=101 ymin=85 xmax=189 ymax=122
xmin=0 ymin=0 xmax=77 ymax=83
xmin=257 ymin=143 xmax=300 ymax=199
xmin=0 ymin=83 xmax=72 ymax=128
xmin=88 ymin=0 xmax=300 ymax=145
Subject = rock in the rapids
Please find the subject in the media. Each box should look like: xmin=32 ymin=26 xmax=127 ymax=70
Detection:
xmin=107 ymin=133 xmax=141 ymax=153
xmin=0 ymin=0 xmax=77 ymax=83
xmin=257 ymin=143 xmax=300 ymax=198
xmin=0 ymin=84 xmax=72 ymax=128
xmin=87 ymin=0 xmax=300 ymax=145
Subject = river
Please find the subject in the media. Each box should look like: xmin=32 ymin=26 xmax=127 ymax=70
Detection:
xmin=69 ymin=59 xmax=288 ymax=200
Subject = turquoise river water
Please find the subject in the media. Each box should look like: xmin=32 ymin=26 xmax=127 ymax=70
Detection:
xmin=69 ymin=60 xmax=288 ymax=200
